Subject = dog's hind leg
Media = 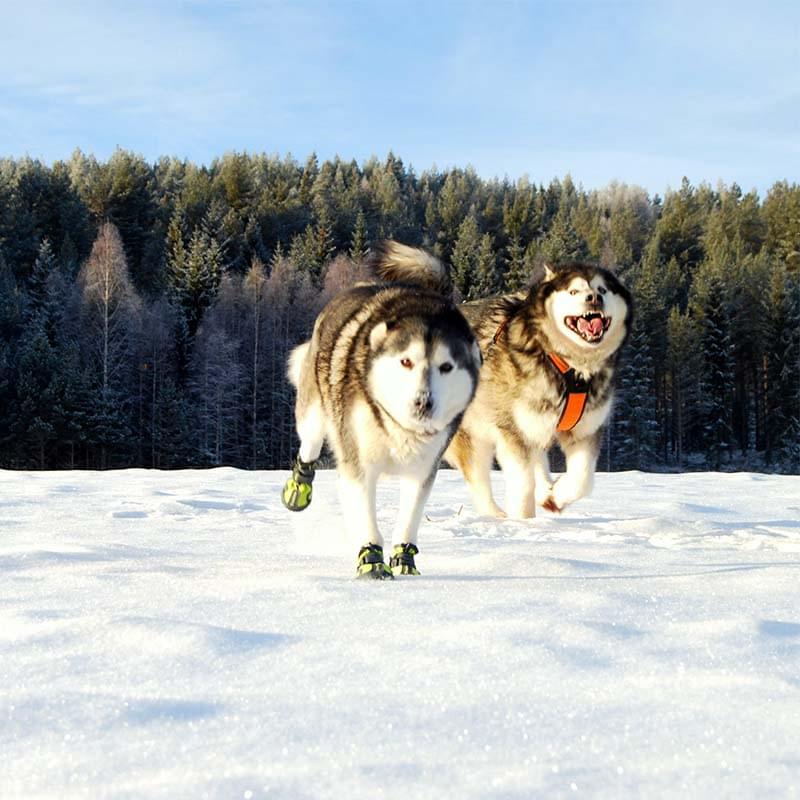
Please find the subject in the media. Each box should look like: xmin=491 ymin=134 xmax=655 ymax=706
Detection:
xmin=532 ymin=448 xmax=555 ymax=508
xmin=296 ymin=400 xmax=325 ymax=464
xmin=455 ymin=432 xmax=506 ymax=519
xmin=282 ymin=343 xmax=324 ymax=512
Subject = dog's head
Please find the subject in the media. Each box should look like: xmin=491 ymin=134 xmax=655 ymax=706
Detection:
xmin=367 ymin=307 xmax=481 ymax=437
xmin=536 ymin=263 xmax=631 ymax=357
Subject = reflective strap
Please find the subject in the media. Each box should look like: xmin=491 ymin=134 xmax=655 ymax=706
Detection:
xmin=557 ymin=391 xmax=588 ymax=432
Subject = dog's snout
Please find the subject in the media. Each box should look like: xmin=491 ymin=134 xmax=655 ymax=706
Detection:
xmin=414 ymin=390 xmax=433 ymax=415
xmin=586 ymin=292 xmax=603 ymax=307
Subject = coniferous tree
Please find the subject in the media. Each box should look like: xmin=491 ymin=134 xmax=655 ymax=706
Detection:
xmin=613 ymin=316 xmax=658 ymax=469
xmin=503 ymin=235 xmax=528 ymax=291
xmin=691 ymin=264 xmax=735 ymax=469
xmin=0 ymin=151 xmax=798 ymax=471
xmin=27 ymin=238 xmax=57 ymax=319
xmin=540 ymin=206 xmax=588 ymax=264
xmin=473 ymin=233 xmax=499 ymax=297
xmin=11 ymin=320 xmax=65 ymax=468
xmin=243 ymin=258 xmax=269 ymax=469
xmin=349 ymin=209 xmax=369 ymax=262
xmin=169 ymin=224 xmax=222 ymax=337
xmin=451 ymin=212 xmax=481 ymax=300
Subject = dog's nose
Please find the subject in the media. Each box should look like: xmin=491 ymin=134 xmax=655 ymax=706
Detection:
xmin=586 ymin=292 xmax=603 ymax=306
xmin=414 ymin=391 xmax=433 ymax=415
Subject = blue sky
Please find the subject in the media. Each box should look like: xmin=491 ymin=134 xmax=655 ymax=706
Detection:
xmin=1 ymin=0 xmax=797 ymax=196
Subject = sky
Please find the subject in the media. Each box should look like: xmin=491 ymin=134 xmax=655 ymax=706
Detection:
xmin=0 ymin=0 xmax=797 ymax=196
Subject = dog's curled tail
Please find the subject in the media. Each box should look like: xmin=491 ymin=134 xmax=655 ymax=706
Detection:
xmin=369 ymin=240 xmax=452 ymax=296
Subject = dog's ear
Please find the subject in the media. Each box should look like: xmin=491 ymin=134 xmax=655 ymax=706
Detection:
xmin=543 ymin=263 xmax=556 ymax=281
xmin=369 ymin=322 xmax=389 ymax=349
xmin=471 ymin=340 xmax=483 ymax=367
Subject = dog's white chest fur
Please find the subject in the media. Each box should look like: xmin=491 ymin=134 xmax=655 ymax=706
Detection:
xmin=512 ymin=399 xmax=560 ymax=448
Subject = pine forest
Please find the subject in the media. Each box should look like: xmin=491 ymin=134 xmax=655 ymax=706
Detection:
xmin=0 ymin=150 xmax=798 ymax=473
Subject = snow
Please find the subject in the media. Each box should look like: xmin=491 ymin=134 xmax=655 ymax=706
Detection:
xmin=2 ymin=467 xmax=799 ymax=799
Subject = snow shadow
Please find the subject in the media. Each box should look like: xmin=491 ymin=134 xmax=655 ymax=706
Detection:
xmin=115 ymin=616 xmax=296 ymax=657
xmin=759 ymin=619 xmax=800 ymax=638
xmin=0 ymin=543 xmax=195 ymax=572
xmin=122 ymin=698 xmax=221 ymax=726
xmin=204 ymin=624 xmax=294 ymax=655
xmin=178 ymin=499 xmax=238 ymax=511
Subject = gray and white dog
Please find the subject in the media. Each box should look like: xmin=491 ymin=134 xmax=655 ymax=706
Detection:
xmin=282 ymin=242 xmax=482 ymax=579
xmin=446 ymin=263 xmax=632 ymax=519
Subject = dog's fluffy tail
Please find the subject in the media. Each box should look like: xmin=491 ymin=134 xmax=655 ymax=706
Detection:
xmin=368 ymin=240 xmax=452 ymax=296
xmin=287 ymin=341 xmax=310 ymax=388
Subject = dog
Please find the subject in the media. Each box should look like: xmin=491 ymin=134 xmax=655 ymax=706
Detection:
xmin=445 ymin=262 xmax=632 ymax=518
xmin=282 ymin=241 xmax=482 ymax=579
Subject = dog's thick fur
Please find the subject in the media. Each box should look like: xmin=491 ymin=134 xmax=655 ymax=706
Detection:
xmin=445 ymin=263 xmax=632 ymax=518
xmin=288 ymin=241 xmax=481 ymax=562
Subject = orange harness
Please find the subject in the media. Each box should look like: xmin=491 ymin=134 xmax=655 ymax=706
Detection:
xmin=547 ymin=353 xmax=589 ymax=432
xmin=491 ymin=318 xmax=589 ymax=433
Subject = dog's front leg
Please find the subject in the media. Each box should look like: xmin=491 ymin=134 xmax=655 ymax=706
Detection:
xmin=340 ymin=468 xmax=393 ymax=579
xmin=339 ymin=467 xmax=381 ymax=546
xmin=392 ymin=473 xmax=434 ymax=548
xmin=389 ymin=472 xmax=435 ymax=575
xmin=547 ymin=434 xmax=600 ymax=512
xmin=496 ymin=438 xmax=535 ymax=519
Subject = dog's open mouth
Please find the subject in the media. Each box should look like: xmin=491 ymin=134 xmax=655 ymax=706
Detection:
xmin=565 ymin=312 xmax=611 ymax=343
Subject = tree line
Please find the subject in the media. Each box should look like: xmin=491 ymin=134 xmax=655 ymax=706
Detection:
xmin=0 ymin=149 xmax=798 ymax=472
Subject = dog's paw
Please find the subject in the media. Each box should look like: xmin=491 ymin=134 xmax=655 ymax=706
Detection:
xmin=535 ymin=484 xmax=554 ymax=507
xmin=542 ymin=496 xmax=562 ymax=514
xmin=474 ymin=501 xmax=507 ymax=519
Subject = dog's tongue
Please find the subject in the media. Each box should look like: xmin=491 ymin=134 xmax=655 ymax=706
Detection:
xmin=578 ymin=316 xmax=603 ymax=337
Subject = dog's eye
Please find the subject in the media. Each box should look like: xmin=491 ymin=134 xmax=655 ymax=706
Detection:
xmin=400 ymin=358 xmax=414 ymax=369
xmin=439 ymin=362 xmax=453 ymax=374
xmin=570 ymin=289 xmax=579 ymax=296
xmin=598 ymin=286 xmax=607 ymax=295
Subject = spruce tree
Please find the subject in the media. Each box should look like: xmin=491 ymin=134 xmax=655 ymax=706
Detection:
xmin=540 ymin=206 xmax=588 ymax=264
xmin=691 ymin=265 xmax=735 ymax=468
xmin=28 ymin=238 xmax=57 ymax=319
xmin=451 ymin=212 xmax=481 ymax=300
xmin=473 ymin=233 xmax=498 ymax=297
xmin=349 ymin=209 xmax=369 ymax=262
xmin=503 ymin=235 xmax=528 ymax=291
xmin=169 ymin=225 xmax=222 ymax=337
xmin=613 ymin=315 xmax=658 ymax=469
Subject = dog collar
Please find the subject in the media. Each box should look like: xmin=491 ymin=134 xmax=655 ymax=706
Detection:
xmin=547 ymin=353 xmax=589 ymax=432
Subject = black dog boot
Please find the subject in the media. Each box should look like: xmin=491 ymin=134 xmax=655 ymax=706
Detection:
xmin=281 ymin=456 xmax=316 ymax=512
xmin=389 ymin=543 xmax=420 ymax=575
xmin=356 ymin=544 xmax=394 ymax=580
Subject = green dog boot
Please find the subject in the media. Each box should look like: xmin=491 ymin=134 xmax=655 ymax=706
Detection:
xmin=356 ymin=544 xmax=394 ymax=580
xmin=389 ymin=543 xmax=420 ymax=575
xmin=281 ymin=457 xmax=316 ymax=512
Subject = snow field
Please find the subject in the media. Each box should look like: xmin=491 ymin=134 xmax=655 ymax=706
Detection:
xmin=1 ymin=468 xmax=799 ymax=799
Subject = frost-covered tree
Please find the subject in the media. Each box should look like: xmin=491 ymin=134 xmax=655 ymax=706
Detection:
xmin=77 ymin=222 xmax=140 ymax=467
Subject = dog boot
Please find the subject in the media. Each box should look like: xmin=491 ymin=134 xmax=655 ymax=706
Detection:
xmin=389 ymin=543 xmax=420 ymax=576
xmin=281 ymin=457 xmax=316 ymax=512
xmin=356 ymin=544 xmax=394 ymax=580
